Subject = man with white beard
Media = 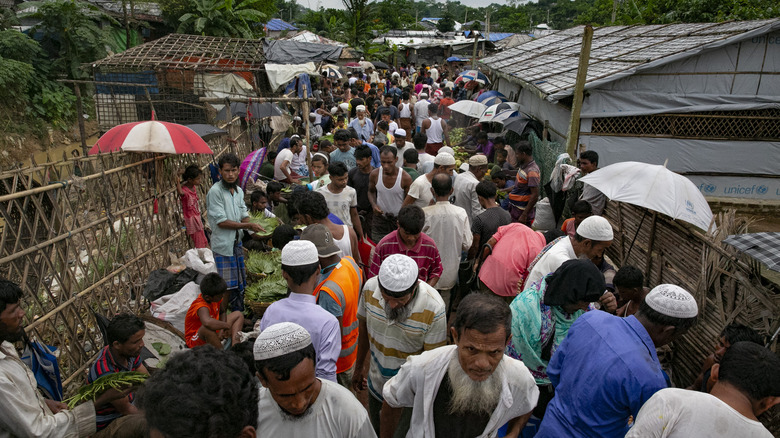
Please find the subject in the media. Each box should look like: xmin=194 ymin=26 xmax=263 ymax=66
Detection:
xmin=353 ymin=254 xmax=448 ymax=437
xmin=254 ymin=322 xmax=376 ymax=437
xmin=383 ymin=293 xmax=539 ymax=438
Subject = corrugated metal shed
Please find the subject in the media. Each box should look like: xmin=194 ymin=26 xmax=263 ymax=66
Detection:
xmin=265 ymin=18 xmax=298 ymax=32
xmin=480 ymin=19 xmax=780 ymax=102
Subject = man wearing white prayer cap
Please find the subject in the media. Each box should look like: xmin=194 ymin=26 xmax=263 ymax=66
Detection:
xmin=536 ymin=284 xmax=698 ymax=438
xmin=524 ymin=216 xmax=618 ymax=313
xmin=353 ymin=254 xmax=447 ymax=436
xmin=254 ymin=322 xmax=377 ymax=437
xmin=392 ymin=128 xmax=414 ymax=168
xmin=259 ymin=241 xmax=342 ymax=383
xmin=348 ymin=104 xmax=373 ymax=142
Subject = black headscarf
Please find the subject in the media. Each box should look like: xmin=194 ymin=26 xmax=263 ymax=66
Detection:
xmin=543 ymin=259 xmax=606 ymax=307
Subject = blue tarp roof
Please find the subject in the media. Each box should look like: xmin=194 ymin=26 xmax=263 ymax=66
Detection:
xmin=463 ymin=31 xmax=514 ymax=42
xmin=265 ymin=18 xmax=298 ymax=31
xmin=421 ymin=17 xmax=441 ymax=22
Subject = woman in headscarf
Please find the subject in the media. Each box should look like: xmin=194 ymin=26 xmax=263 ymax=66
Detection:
xmin=507 ymin=258 xmax=606 ymax=417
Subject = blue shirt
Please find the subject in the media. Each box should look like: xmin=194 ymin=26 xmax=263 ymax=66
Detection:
xmin=206 ymin=182 xmax=249 ymax=256
xmin=537 ymin=312 xmax=667 ymax=438
xmin=348 ymin=118 xmax=374 ymax=143
xmin=362 ymin=141 xmax=381 ymax=168
xmin=329 ymin=147 xmax=357 ymax=171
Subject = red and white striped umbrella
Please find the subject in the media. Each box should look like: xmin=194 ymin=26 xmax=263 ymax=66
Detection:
xmin=89 ymin=120 xmax=213 ymax=155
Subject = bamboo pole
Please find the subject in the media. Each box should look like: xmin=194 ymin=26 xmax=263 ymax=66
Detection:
xmin=73 ymin=84 xmax=89 ymax=158
xmin=565 ymin=25 xmax=593 ymax=159
xmin=303 ymin=84 xmax=311 ymax=169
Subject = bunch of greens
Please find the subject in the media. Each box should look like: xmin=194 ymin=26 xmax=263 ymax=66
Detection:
xmin=245 ymin=271 xmax=288 ymax=303
xmin=449 ymin=129 xmax=466 ymax=146
xmin=64 ymin=372 xmax=148 ymax=408
xmin=245 ymin=250 xmax=282 ymax=276
xmin=249 ymin=213 xmax=279 ymax=237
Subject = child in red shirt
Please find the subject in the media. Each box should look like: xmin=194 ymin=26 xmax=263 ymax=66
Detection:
xmin=184 ymin=273 xmax=244 ymax=348
xmin=175 ymin=165 xmax=208 ymax=248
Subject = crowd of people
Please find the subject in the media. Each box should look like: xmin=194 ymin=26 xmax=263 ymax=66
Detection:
xmin=1 ymin=62 xmax=779 ymax=438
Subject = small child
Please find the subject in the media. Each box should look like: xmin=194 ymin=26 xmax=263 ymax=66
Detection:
xmin=266 ymin=181 xmax=289 ymax=224
xmin=335 ymin=115 xmax=347 ymax=130
xmin=175 ymin=165 xmax=208 ymax=248
xmin=561 ymin=200 xmax=593 ymax=237
xmin=308 ymin=152 xmax=331 ymax=191
xmin=184 ymin=273 xmax=244 ymax=349
xmin=271 ymin=224 xmax=297 ymax=250
xmin=496 ymin=147 xmax=515 ymax=171
xmin=613 ymin=265 xmax=646 ymax=317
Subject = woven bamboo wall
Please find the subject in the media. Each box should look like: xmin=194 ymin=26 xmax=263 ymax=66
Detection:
xmin=0 ymin=131 xmax=251 ymax=392
xmin=604 ymin=201 xmax=780 ymax=432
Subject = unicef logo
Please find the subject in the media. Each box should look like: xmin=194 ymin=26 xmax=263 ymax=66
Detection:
xmin=757 ymin=185 xmax=768 ymax=195
xmin=703 ymin=184 xmax=716 ymax=194
xmin=685 ymin=200 xmax=695 ymax=213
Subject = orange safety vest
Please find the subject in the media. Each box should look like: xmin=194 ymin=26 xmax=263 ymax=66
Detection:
xmin=315 ymin=256 xmax=363 ymax=373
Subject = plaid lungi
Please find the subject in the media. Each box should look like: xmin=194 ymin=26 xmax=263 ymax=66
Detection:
xmin=214 ymin=242 xmax=247 ymax=311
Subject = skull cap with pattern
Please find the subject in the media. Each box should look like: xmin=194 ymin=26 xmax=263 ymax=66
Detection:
xmin=281 ymin=240 xmax=319 ymax=266
xmin=645 ymin=284 xmax=698 ymax=318
xmin=378 ymin=254 xmax=418 ymax=292
xmin=253 ymin=322 xmax=312 ymax=360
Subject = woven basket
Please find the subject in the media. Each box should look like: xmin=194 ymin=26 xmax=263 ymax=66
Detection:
xmin=247 ymin=301 xmax=272 ymax=317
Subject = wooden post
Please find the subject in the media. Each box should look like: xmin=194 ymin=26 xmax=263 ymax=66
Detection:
xmin=73 ymin=83 xmax=89 ymax=158
xmin=471 ymin=32 xmax=479 ymax=69
xmin=565 ymin=24 xmax=593 ymax=160
xmin=302 ymin=84 xmax=311 ymax=170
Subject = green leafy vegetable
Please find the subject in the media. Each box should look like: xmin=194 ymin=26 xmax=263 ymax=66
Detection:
xmin=245 ymin=250 xmax=282 ymax=276
xmin=152 ymin=342 xmax=171 ymax=356
xmin=64 ymin=372 xmax=148 ymax=408
xmin=249 ymin=214 xmax=280 ymax=237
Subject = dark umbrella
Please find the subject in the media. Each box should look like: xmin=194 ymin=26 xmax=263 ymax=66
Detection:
xmin=185 ymin=124 xmax=228 ymax=142
xmin=502 ymin=115 xmax=531 ymax=136
xmin=371 ymin=60 xmax=390 ymax=69
xmin=216 ymin=102 xmax=283 ymax=121
xmin=723 ymin=233 xmax=780 ymax=272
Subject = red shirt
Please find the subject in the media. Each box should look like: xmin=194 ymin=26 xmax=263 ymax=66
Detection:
xmin=185 ymin=295 xmax=221 ymax=347
xmin=368 ymin=230 xmax=443 ymax=283
xmin=438 ymin=97 xmax=455 ymax=120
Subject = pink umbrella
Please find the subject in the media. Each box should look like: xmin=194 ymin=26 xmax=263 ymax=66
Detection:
xmin=89 ymin=120 xmax=213 ymax=155
xmin=239 ymin=148 xmax=267 ymax=190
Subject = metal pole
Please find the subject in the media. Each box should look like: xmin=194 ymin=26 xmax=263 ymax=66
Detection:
xmin=565 ymin=24 xmax=593 ymax=160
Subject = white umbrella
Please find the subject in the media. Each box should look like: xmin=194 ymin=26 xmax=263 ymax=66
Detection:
xmin=449 ymin=100 xmax=488 ymax=118
xmin=579 ymin=161 xmax=714 ymax=231
xmin=478 ymin=102 xmax=522 ymax=123
xmin=359 ymin=60 xmax=375 ymax=70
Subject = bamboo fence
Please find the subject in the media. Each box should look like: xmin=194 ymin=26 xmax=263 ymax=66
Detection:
xmin=604 ymin=201 xmax=780 ymax=432
xmin=0 ymin=128 xmax=251 ymax=392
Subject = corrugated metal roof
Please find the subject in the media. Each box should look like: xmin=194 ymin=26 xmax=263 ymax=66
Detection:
xmin=480 ymin=19 xmax=780 ymax=101
xmin=265 ymin=18 xmax=298 ymax=32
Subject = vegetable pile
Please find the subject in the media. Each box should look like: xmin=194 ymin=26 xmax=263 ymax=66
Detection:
xmin=244 ymin=251 xmax=288 ymax=303
xmin=249 ymin=213 xmax=280 ymax=237
xmin=64 ymin=371 xmax=148 ymax=408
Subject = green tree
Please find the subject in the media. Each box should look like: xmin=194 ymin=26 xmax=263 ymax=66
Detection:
xmin=178 ymin=0 xmax=268 ymax=38
xmin=342 ymin=0 xmax=372 ymax=47
xmin=20 ymin=0 xmax=118 ymax=79
xmin=437 ymin=11 xmax=456 ymax=32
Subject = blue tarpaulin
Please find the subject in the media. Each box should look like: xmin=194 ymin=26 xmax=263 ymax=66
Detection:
xmin=94 ymin=71 xmax=159 ymax=95
xmin=285 ymin=73 xmax=312 ymax=99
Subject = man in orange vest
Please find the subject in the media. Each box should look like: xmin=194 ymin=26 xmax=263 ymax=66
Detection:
xmin=301 ymin=224 xmax=364 ymax=389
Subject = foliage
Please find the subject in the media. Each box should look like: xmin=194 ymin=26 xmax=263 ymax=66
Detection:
xmin=342 ymin=0 xmax=373 ymax=47
xmin=177 ymin=0 xmax=268 ymax=38
xmin=248 ymin=213 xmax=280 ymax=237
xmin=20 ymin=0 xmax=119 ymax=79
xmin=437 ymin=11 xmax=456 ymax=33
xmin=64 ymin=372 xmax=149 ymax=408
xmin=0 ymin=8 xmax=19 ymax=31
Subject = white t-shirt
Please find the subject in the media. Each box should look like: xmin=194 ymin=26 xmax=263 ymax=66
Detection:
xmin=257 ymin=378 xmax=376 ymax=437
xmin=407 ymin=175 xmax=433 ymax=209
xmin=626 ymin=388 xmax=772 ymax=438
xmin=317 ymin=185 xmax=357 ymax=227
xmin=274 ymin=148 xmax=295 ymax=180
xmin=395 ymin=143 xmax=414 ymax=168
xmin=525 ymin=237 xmax=576 ymax=288
xmin=417 ymin=152 xmax=434 ymax=170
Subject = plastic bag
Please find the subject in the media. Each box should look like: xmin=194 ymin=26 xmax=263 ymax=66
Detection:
xmin=533 ymin=198 xmax=556 ymax=231
xmin=151 ymin=282 xmax=200 ymax=333
xmin=180 ymin=248 xmax=217 ymax=275
xmin=143 ymin=269 xmax=176 ymax=301
xmin=21 ymin=339 xmax=63 ymax=401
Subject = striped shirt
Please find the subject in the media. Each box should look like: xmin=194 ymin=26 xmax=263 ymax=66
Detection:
xmin=368 ymin=230 xmax=443 ymax=283
xmin=88 ymin=346 xmax=142 ymax=430
xmin=508 ymin=160 xmax=541 ymax=210
xmin=357 ymin=277 xmax=447 ymax=401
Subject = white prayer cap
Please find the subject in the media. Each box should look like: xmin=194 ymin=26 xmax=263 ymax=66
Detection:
xmin=253 ymin=322 xmax=312 ymax=360
xmin=378 ymin=254 xmax=418 ymax=293
xmin=434 ymin=152 xmax=455 ymax=166
xmin=645 ymin=284 xmax=698 ymax=318
xmin=395 ymin=128 xmax=407 ymax=138
xmin=331 ymin=106 xmax=338 ymax=114
xmin=468 ymin=154 xmax=488 ymax=166
xmin=281 ymin=240 xmax=319 ymax=266
xmin=339 ymin=102 xmax=349 ymax=112
xmin=576 ymin=216 xmax=613 ymax=241
xmin=420 ymin=93 xmax=428 ymax=98
xmin=460 ymin=163 xmax=469 ymax=172
xmin=293 ymin=116 xmax=302 ymax=121
xmin=356 ymin=105 xmax=367 ymax=112
xmin=438 ymin=146 xmax=455 ymax=156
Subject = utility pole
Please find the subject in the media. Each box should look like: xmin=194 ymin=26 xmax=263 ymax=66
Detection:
xmin=464 ymin=10 xmax=468 ymax=23
xmin=485 ymin=8 xmax=490 ymax=41
xmin=471 ymin=31 xmax=479 ymax=69
xmin=612 ymin=0 xmax=618 ymax=23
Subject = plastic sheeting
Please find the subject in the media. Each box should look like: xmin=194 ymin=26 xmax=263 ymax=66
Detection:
xmin=265 ymin=63 xmax=317 ymax=91
xmin=263 ymin=40 xmax=343 ymax=64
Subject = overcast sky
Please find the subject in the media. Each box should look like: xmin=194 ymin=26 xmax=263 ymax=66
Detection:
xmin=303 ymin=0 xmax=510 ymax=12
